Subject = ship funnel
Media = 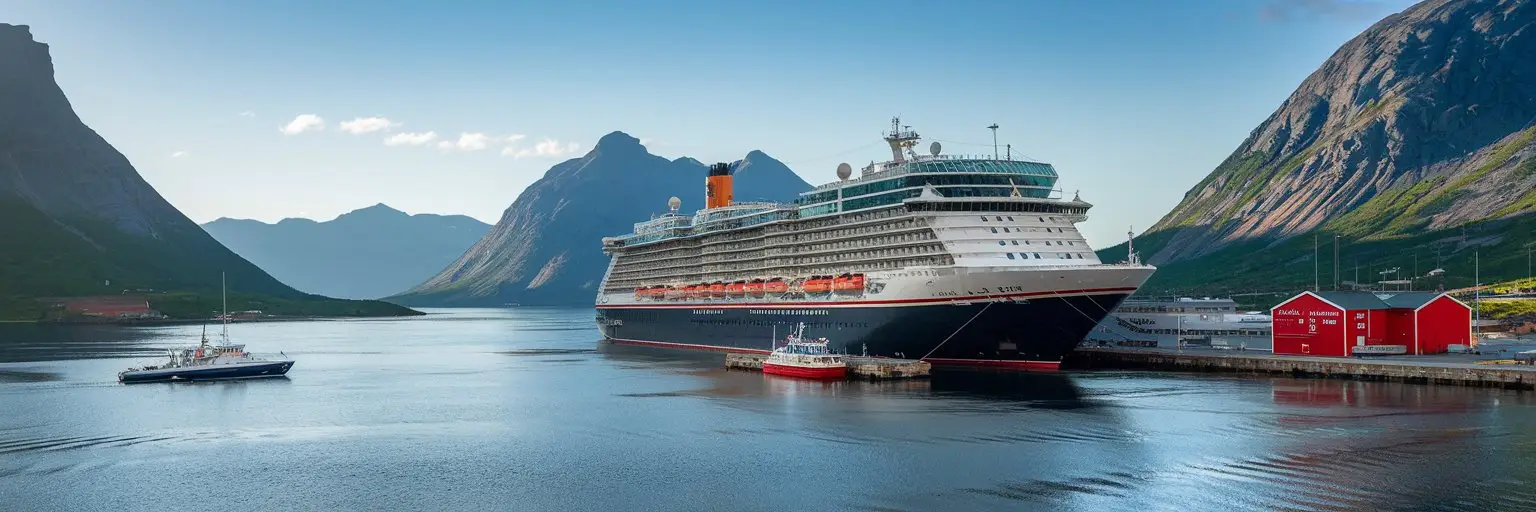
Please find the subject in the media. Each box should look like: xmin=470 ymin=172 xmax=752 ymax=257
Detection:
xmin=706 ymin=162 xmax=734 ymax=209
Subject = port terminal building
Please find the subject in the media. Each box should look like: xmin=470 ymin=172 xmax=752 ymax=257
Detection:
xmin=1270 ymin=291 xmax=1471 ymax=357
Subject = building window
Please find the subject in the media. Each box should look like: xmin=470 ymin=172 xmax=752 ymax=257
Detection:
xmin=995 ymin=216 xmax=1003 ymax=221
xmin=1006 ymin=253 xmax=1016 ymax=260
xmin=1011 ymin=240 xmax=1019 ymax=245
xmin=998 ymin=241 xmax=1006 ymax=246
xmin=1007 ymin=216 xmax=1015 ymax=221
xmin=1003 ymin=227 xmax=1011 ymax=233
xmin=980 ymin=216 xmax=988 ymax=222
xmin=990 ymin=227 xmax=998 ymax=233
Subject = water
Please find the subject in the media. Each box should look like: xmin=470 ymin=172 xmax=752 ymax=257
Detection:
xmin=3 ymin=308 xmax=1536 ymax=511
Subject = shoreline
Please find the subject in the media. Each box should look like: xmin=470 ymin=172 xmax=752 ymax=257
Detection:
xmin=1063 ymin=345 xmax=1536 ymax=390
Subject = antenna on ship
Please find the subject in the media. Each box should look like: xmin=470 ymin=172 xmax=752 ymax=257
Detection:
xmin=884 ymin=116 xmax=920 ymax=164
xmin=987 ymin=123 xmax=999 ymax=159
xmin=1127 ymin=226 xmax=1139 ymax=266
xmin=220 ymin=271 xmax=229 ymax=345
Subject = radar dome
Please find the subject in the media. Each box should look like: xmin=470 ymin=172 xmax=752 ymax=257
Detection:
xmin=836 ymin=163 xmax=852 ymax=181
xmin=929 ymin=141 xmax=942 ymax=156
xmin=668 ymin=196 xmax=681 ymax=211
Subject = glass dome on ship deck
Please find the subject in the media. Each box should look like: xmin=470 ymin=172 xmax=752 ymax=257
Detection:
xmin=797 ymin=158 xmax=1060 ymax=207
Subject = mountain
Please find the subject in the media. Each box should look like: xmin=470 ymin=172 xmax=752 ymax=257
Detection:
xmin=1098 ymin=0 xmax=1536 ymax=296
xmin=202 ymin=204 xmax=492 ymax=299
xmin=0 ymin=23 xmax=417 ymax=320
xmin=389 ymin=132 xmax=812 ymax=307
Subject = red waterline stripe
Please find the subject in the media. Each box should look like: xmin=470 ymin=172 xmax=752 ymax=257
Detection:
xmin=921 ymin=358 xmax=1062 ymax=371
xmin=596 ymin=287 xmax=1138 ymax=309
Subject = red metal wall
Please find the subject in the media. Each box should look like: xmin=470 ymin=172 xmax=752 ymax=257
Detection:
xmin=1386 ymin=310 xmax=1417 ymax=353
xmin=1344 ymin=309 xmax=1388 ymax=349
xmin=1271 ymin=293 xmax=1347 ymax=356
xmin=1415 ymin=296 xmax=1471 ymax=354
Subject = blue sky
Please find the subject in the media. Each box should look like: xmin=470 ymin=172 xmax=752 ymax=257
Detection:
xmin=7 ymin=0 xmax=1417 ymax=247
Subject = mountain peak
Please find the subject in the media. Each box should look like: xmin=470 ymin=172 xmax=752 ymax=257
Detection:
xmin=595 ymin=131 xmax=642 ymax=150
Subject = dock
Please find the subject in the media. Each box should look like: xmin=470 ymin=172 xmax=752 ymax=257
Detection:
xmin=724 ymin=353 xmax=930 ymax=380
xmin=1065 ymin=346 xmax=1536 ymax=390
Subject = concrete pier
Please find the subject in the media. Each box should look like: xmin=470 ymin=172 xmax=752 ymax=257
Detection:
xmin=724 ymin=353 xmax=930 ymax=380
xmin=1065 ymin=347 xmax=1536 ymax=390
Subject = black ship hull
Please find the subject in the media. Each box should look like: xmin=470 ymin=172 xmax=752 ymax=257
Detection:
xmin=596 ymin=292 xmax=1131 ymax=369
xmin=118 ymin=360 xmax=293 ymax=383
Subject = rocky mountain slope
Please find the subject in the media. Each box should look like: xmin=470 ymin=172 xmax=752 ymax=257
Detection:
xmin=202 ymin=204 xmax=491 ymax=299
xmin=0 ymin=23 xmax=416 ymax=319
xmin=1141 ymin=0 xmax=1536 ymax=265
xmin=389 ymin=133 xmax=811 ymax=307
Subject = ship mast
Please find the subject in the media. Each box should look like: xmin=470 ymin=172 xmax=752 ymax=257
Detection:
xmin=884 ymin=117 xmax=920 ymax=164
xmin=221 ymin=272 xmax=229 ymax=345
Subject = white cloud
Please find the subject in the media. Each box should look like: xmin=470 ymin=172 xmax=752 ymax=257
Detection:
xmin=385 ymin=131 xmax=438 ymax=146
xmin=279 ymin=114 xmax=325 ymax=135
xmin=506 ymin=134 xmax=526 ymax=144
xmin=170 ymin=150 xmax=188 ymax=158
xmin=437 ymin=132 xmax=492 ymax=151
xmin=339 ymin=116 xmax=400 ymax=134
xmin=238 ymin=111 xmax=256 ymax=117
xmin=503 ymin=137 xmax=582 ymax=159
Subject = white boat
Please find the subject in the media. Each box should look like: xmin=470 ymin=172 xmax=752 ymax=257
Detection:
xmin=118 ymin=274 xmax=294 ymax=383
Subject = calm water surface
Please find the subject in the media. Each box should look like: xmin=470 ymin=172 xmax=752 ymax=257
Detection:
xmin=3 ymin=308 xmax=1536 ymax=511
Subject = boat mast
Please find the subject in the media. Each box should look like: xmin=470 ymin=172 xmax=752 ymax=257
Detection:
xmin=221 ymin=272 xmax=229 ymax=344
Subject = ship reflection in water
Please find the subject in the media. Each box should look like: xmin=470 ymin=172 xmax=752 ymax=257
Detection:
xmin=3 ymin=308 xmax=1536 ymax=511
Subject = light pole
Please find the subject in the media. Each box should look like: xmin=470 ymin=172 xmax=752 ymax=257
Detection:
xmin=987 ymin=124 xmax=999 ymax=160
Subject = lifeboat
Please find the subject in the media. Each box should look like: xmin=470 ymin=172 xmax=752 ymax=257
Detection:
xmin=833 ymin=273 xmax=865 ymax=294
xmin=649 ymin=286 xmax=669 ymax=299
xmin=764 ymin=278 xmax=789 ymax=294
xmin=664 ymin=287 xmax=685 ymax=300
xmin=633 ymin=286 xmax=648 ymax=300
xmin=803 ymin=276 xmax=832 ymax=294
xmin=710 ymin=282 xmax=726 ymax=297
xmin=745 ymin=279 xmax=765 ymax=296
xmin=687 ymin=284 xmax=708 ymax=299
xmin=726 ymin=281 xmax=746 ymax=296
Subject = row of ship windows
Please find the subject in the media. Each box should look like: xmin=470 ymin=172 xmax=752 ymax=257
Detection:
xmin=986 ymin=226 xmax=1070 ymax=235
xmin=1003 ymin=252 xmax=1090 ymax=260
xmin=980 ymin=215 xmax=1065 ymax=224
xmin=997 ymin=240 xmax=1075 ymax=247
xmin=690 ymin=318 xmax=873 ymax=329
xmin=619 ymin=208 xmax=911 ymax=261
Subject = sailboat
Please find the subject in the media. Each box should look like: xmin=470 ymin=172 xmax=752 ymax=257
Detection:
xmin=118 ymin=273 xmax=295 ymax=383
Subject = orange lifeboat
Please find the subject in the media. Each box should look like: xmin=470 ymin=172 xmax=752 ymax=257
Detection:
xmin=634 ymin=286 xmax=648 ymax=300
xmin=833 ymin=273 xmax=865 ymax=293
xmin=710 ymin=282 xmax=726 ymax=297
xmin=686 ymin=284 xmax=706 ymax=299
xmin=726 ymin=281 xmax=746 ymax=296
xmin=764 ymin=278 xmax=788 ymax=294
xmin=744 ymin=279 xmax=765 ymax=296
xmin=649 ymin=286 xmax=669 ymax=299
xmin=664 ymin=287 xmax=685 ymax=300
xmin=803 ymin=276 xmax=832 ymax=294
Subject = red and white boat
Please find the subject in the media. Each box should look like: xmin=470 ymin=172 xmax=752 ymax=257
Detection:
xmin=761 ymin=323 xmax=847 ymax=380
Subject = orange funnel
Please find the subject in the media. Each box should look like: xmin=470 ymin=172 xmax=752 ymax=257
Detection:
xmin=706 ymin=162 xmax=733 ymax=209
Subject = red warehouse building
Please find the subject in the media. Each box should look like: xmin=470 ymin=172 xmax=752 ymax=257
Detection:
xmin=1380 ymin=292 xmax=1473 ymax=354
xmin=1270 ymin=291 xmax=1471 ymax=357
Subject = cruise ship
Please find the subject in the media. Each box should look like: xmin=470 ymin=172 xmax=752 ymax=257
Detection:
xmin=595 ymin=119 xmax=1156 ymax=369
xmin=1083 ymin=297 xmax=1273 ymax=350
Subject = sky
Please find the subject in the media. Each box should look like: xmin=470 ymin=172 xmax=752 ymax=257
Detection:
xmin=6 ymin=0 xmax=1419 ymax=248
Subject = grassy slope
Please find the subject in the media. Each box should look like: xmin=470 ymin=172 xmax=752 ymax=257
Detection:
xmin=1098 ymin=212 xmax=1536 ymax=307
xmin=0 ymin=199 xmax=421 ymax=321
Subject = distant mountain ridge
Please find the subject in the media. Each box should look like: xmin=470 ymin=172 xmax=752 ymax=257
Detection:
xmin=0 ymin=23 xmax=415 ymax=320
xmin=1097 ymin=0 xmax=1536 ymax=295
xmin=202 ymin=204 xmax=491 ymax=299
xmin=389 ymin=132 xmax=812 ymax=307
xmin=1137 ymin=0 xmax=1536 ymax=265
